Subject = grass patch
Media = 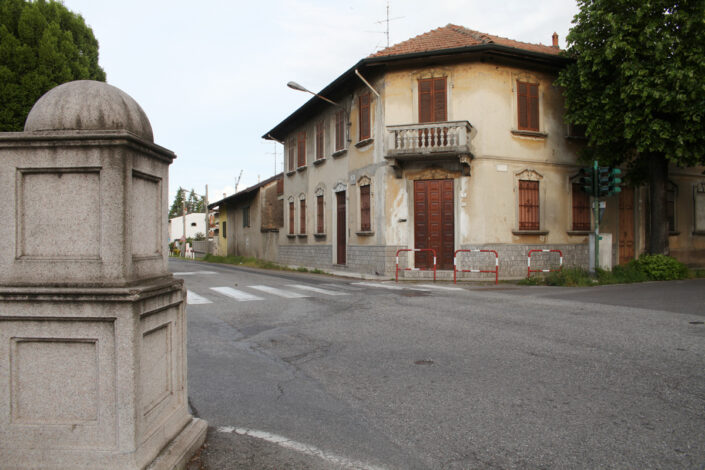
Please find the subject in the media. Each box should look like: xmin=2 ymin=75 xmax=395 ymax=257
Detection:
xmin=200 ymin=254 xmax=327 ymax=275
xmin=520 ymin=255 xmax=691 ymax=287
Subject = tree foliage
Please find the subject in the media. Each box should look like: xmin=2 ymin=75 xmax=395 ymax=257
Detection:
xmin=0 ymin=0 xmax=106 ymax=131
xmin=169 ymin=187 xmax=205 ymax=219
xmin=557 ymin=0 xmax=705 ymax=253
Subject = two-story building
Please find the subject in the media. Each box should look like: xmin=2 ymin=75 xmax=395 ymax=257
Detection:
xmin=264 ymin=24 xmax=705 ymax=277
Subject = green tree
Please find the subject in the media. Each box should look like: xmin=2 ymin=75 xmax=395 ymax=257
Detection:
xmin=557 ymin=0 xmax=705 ymax=255
xmin=0 ymin=0 xmax=106 ymax=131
xmin=186 ymin=189 xmax=205 ymax=213
xmin=169 ymin=187 xmax=186 ymax=219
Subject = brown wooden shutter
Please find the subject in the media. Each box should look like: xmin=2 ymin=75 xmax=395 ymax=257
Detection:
xmin=289 ymin=202 xmax=294 ymax=234
xmin=518 ymin=180 xmax=540 ymax=230
xmin=297 ymin=132 xmax=306 ymax=167
xmin=335 ymin=110 xmax=345 ymax=151
xmin=317 ymin=195 xmax=324 ymax=233
xmin=418 ymin=77 xmax=447 ymax=123
xmin=360 ymin=185 xmax=371 ymax=231
xmin=572 ymin=183 xmax=590 ymax=231
xmin=300 ymin=199 xmax=306 ymax=234
xmin=517 ymin=81 xmax=539 ymax=131
xmin=316 ymin=121 xmax=324 ymax=160
xmin=359 ymin=93 xmax=371 ymax=140
xmin=288 ymin=140 xmax=295 ymax=171
xmin=276 ymin=178 xmax=283 ymax=195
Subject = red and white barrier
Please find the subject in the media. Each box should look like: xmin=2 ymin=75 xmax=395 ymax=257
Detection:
xmin=454 ymin=249 xmax=499 ymax=284
xmin=395 ymin=248 xmax=437 ymax=282
xmin=527 ymin=249 xmax=563 ymax=277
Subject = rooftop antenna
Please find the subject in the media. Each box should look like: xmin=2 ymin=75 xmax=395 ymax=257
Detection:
xmin=373 ymin=0 xmax=404 ymax=48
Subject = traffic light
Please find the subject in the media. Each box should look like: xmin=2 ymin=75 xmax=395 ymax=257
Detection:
xmin=597 ymin=166 xmax=610 ymax=196
xmin=608 ymin=168 xmax=622 ymax=194
xmin=578 ymin=167 xmax=595 ymax=196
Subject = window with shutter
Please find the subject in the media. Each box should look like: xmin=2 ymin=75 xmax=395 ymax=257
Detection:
xmin=288 ymin=140 xmax=295 ymax=172
xmin=317 ymin=195 xmax=324 ymax=233
xmin=360 ymin=185 xmax=371 ymax=231
xmin=335 ymin=110 xmax=345 ymax=151
xmin=359 ymin=93 xmax=371 ymax=140
xmin=297 ymin=132 xmax=306 ymax=167
xmin=572 ymin=183 xmax=590 ymax=231
xmin=300 ymin=199 xmax=306 ymax=234
xmin=517 ymin=81 xmax=539 ymax=131
xmin=316 ymin=121 xmax=324 ymax=160
xmin=289 ymin=202 xmax=295 ymax=234
xmin=518 ymin=180 xmax=540 ymax=230
xmin=418 ymin=77 xmax=447 ymax=123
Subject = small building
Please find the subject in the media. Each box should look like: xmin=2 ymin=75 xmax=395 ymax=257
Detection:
xmin=208 ymin=174 xmax=283 ymax=261
xmin=168 ymin=212 xmax=206 ymax=242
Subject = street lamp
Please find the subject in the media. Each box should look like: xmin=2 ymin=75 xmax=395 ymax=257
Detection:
xmin=287 ymin=81 xmax=346 ymax=111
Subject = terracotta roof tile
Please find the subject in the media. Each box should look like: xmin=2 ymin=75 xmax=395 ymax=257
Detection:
xmin=370 ymin=24 xmax=560 ymax=58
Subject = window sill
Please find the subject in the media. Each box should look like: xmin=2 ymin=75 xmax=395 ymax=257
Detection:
xmin=286 ymin=234 xmax=296 ymax=239
xmin=512 ymin=230 xmax=549 ymax=236
xmin=314 ymin=233 xmax=326 ymax=239
xmin=356 ymin=231 xmax=374 ymax=237
xmin=567 ymin=230 xmax=591 ymax=236
xmin=286 ymin=170 xmax=296 ymax=176
xmin=355 ymin=138 xmax=373 ymax=148
xmin=297 ymin=233 xmax=308 ymax=238
xmin=296 ymin=166 xmax=307 ymax=172
xmin=313 ymin=158 xmax=326 ymax=166
xmin=693 ymin=230 xmax=705 ymax=236
xmin=511 ymin=129 xmax=548 ymax=139
xmin=332 ymin=148 xmax=347 ymax=158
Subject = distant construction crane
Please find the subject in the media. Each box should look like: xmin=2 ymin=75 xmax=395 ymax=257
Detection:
xmin=235 ymin=169 xmax=243 ymax=193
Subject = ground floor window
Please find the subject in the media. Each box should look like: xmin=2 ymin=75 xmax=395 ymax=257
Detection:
xmin=519 ymin=180 xmax=540 ymax=230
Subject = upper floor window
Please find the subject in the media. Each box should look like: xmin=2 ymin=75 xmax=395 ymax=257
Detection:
xmin=517 ymin=81 xmax=539 ymax=131
xmin=572 ymin=183 xmax=590 ymax=231
xmin=519 ymin=180 xmax=540 ymax=230
xmin=297 ymin=132 xmax=306 ymax=168
xmin=418 ymin=77 xmax=447 ymax=123
xmin=335 ymin=110 xmax=346 ymax=151
xmin=315 ymin=120 xmax=325 ymax=160
xmin=359 ymin=93 xmax=371 ymax=140
xmin=288 ymin=139 xmax=295 ymax=172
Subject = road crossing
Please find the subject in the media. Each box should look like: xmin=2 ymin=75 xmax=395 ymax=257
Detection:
xmin=178 ymin=270 xmax=468 ymax=305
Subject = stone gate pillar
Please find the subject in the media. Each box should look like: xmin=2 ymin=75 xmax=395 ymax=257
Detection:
xmin=0 ymin=81 xmax=206 ymax=469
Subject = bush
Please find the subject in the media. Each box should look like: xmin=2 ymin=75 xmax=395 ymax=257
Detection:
xmin=630 ymin=254 xmax=688 ymax=281
xmin=545 ymin=268 xmax=595 ymax=287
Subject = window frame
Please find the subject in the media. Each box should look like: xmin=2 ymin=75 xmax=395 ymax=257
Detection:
xmin=334 ymin=109 xmax=346 ymax=152
xmin=287 ymin=139 xmax=295 ymax=172
xmin=517 ymin=80 xmax=539 ymax=132
xmin=242 ymin=205 xmax=250 ymax=228
xmin=315 ymin=120 xmax=325 ymax=161
xmin=288 ymin=200 xmax=295 ymax=235
xmin=316 ymin=194 xmax=324 ymax=234
xmin=518 ymin=179 xmax=540 ymax=231
xmin=297 ymin=131 xmax=306 ymax=168
xmin=299 ymin=197 xmax=306 ymax=235
xmin=360 ymin=184 xmax=371 ymax=232
xmin=359 ymin=92 xmax=371 ymax=141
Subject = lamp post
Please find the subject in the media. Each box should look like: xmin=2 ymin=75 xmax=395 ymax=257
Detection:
xmin=287 ymin=81 xmax=345 ymax=109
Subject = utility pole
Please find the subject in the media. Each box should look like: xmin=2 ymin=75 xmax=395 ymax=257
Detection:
xmin=204 ymin=184 xmax=209 ymax=241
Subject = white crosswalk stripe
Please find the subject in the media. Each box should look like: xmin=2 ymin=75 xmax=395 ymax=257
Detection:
xmin=287 ymin=284 xmax=349 ymax=296
xmin=352 ymin=282 xmax=430 ymax=291
xmin=415 ymin=284 xmax=465 ymax=291
xmin=249 ymin=285 xmax=310 ymax=298
xmin=187 ymin=290 xmax=213 ymax=304
xmin=174 ymin=271 xmax=217 ymax=276
xmin=210 ymin=286 xmax=264 ymax=301
xmin=321 ymin=283 xmax=363 ymax=291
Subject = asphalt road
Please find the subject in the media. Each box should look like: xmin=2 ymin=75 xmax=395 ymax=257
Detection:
xmin=174 ymin=258 xmax=705 ymax=469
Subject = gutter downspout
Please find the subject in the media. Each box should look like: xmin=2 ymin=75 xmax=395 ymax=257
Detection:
xmin=355 ymin=69 xmax=380 ymax=97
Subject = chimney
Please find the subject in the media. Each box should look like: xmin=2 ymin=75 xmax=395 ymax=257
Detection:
xmin=552 ymin=32 xmax=559 ymax=48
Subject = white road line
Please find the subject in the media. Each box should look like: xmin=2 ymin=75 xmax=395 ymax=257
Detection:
xmin=287 ymin=284 xmax=349 ymax=296
xmin=173 ymin=271 xmax=217 ymax=276
xmin=217 ymin=426 xmax=386 ymax=470
xmin=352 ymin=282 xmax=430 ymax=291
xmin=321 ymin=283 xmax=363 ymax=291
xmin=416 ymin=284 xmax=465 ymax=291
xmin=210 ymin=286 xmax=264 ymax=301
xmin=249 ymin=285 xmax=310 ymax=298
xmin=186 ymin=290 xmax=213 ymax=304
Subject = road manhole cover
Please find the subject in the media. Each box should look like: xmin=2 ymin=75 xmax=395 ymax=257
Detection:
xmin=414 ymin=359 xmax=434 ymax=366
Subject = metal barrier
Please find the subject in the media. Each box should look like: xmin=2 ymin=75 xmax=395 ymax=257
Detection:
xmin=454 ymin=249 xmax=499 ymax=284
xmin=395 ymin=248 xmax=437 ymax=282
xmin=527 ymin=249 xmax=563 ymax=277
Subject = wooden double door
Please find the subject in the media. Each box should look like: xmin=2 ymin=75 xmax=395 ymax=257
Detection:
xmin=414 ymin=179 xmax=454 ymax=270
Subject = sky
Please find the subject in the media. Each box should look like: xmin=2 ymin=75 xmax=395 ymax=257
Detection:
xmin=60 ymin=0 xmax=581 ymax=206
